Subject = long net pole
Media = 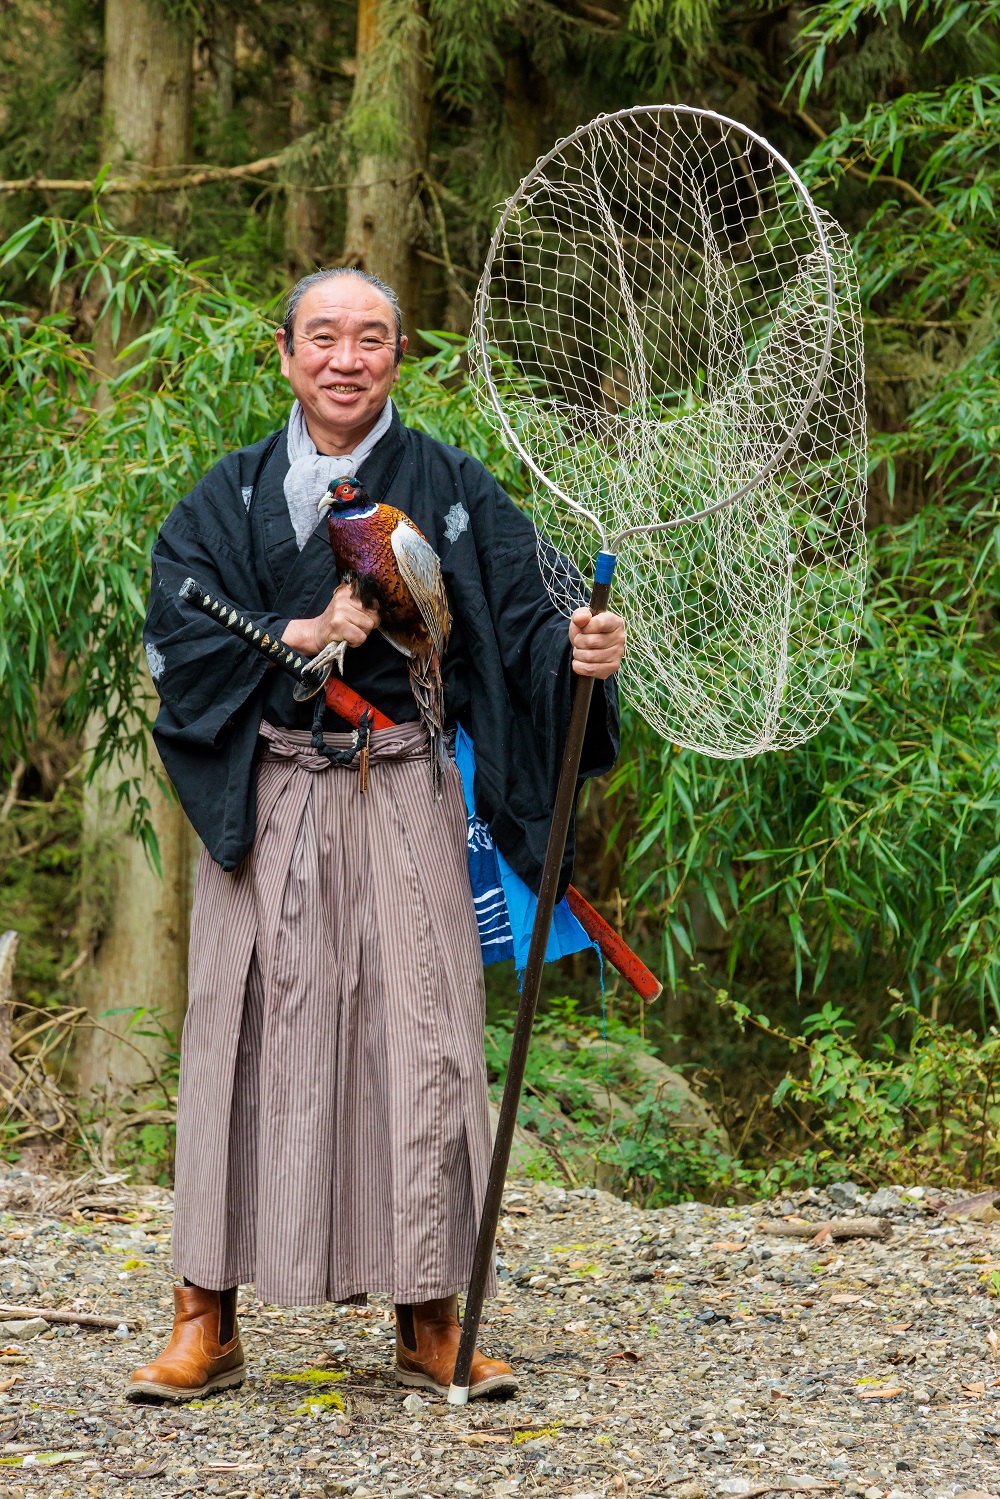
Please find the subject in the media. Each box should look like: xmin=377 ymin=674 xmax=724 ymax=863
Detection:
xmin=449 ymin=551 xmax=616 ymax=1403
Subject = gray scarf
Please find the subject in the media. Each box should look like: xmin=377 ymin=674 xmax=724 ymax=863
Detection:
xmin=283 ymin=397 xmax=394 ymax=550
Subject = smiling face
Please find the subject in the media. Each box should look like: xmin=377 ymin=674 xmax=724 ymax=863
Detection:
xmin=275 ymin=275 xmax=406 ymax=455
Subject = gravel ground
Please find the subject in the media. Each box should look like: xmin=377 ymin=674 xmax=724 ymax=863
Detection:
xmin=0 ymin=1173 xmax=998 ymax=1499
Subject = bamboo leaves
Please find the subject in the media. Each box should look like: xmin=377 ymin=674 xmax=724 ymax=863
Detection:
xmin=0 ymin=218 xmax=525 ymax=799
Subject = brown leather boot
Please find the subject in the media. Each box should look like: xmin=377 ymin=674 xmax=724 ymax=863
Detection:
xmin=395 ymin=1295 xmax=517 ymax=1399
xmin=128 ymin=1285 xmax=245 ymax=1402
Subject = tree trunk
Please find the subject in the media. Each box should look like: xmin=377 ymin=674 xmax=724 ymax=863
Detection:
xmin=342 ymin=0 xmax=432 ymax=341
xmin=0 ymin=931 xmax=19 ymax=1096
xmin=285 ymin=55 xmax=324 ymax=277
xmin=101 ymin=0 xmax=193 ymax=220
xmin=92 ymin=0 xmax=194 ymax=398
xmin=73 ymin=671 xmax=196 ymax=1109
xmin=209 ymin=16 xmax=237 ymax=124
xmin=76 ymin=4 xmax=198 ymax=1121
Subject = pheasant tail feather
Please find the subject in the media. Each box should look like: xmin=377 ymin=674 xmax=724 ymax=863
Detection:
xmin=407 ymin=649 xmax=448 ymax=801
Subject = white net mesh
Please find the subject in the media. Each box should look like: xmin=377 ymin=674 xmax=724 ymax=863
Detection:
xmin=471 ymin=106 xmax=867 ymax=757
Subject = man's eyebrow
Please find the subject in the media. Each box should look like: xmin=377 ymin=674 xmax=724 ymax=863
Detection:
xmin=301 ymin=315 xmax=392 ymax=335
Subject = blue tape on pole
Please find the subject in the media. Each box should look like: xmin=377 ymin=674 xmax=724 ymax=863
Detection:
xmin=594 ymin=550 xmax=617 ymax=585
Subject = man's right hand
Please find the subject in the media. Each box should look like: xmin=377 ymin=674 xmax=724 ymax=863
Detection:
xmin=281 ymin=582 xmax=380 ymax=658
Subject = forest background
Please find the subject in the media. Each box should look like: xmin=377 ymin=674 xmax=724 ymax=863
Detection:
xmin=0 ymin=0 xmax=998 ymax=1204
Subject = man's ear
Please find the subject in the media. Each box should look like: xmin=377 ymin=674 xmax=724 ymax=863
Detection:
xmin=276 ymin=327 xmax=291 ymax=377
xmin=393 ymin=334 xmax=408 ymax=379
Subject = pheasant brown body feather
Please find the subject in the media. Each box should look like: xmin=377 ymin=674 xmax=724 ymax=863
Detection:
xmin=321 ymin=477 xmax=452 ymax=796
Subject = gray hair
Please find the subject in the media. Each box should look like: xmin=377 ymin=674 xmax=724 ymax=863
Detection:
xmin=281 ymin=267 xmax=404 ymax=363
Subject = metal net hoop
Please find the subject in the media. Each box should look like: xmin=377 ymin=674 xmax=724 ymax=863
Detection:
xmin=470 ymin=104 xmax=867 ymax=757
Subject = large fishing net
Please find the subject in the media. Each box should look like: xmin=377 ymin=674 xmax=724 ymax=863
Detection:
xmin=470 ymin=105 xmax=867 ymax=758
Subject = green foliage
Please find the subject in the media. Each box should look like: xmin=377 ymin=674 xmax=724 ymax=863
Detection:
xmin=485 ymin=996 xmax=736 ymax=1205
xmin=719 ymin=990 xmax=1000 ymax=1189
xmin=612 ymin=488 xmax=1000 ymax=1017
xmin=342 ymin=0 xmax=432 ymax=160
xmin=606 ymin=0 xmax=1000 ymax=1032
xmin=112 ymin=1121 xmax=176 ymax=1186
xmin=428 ymin=0 xmax=519 ymax=112
xmin=0 ymin=217 xmax=525 ymax=815
xmin=0 ymin=784 xmax=83 ymax=1013
xmin=628 ymin=0 xmax=723 ymax=59
xmin=0 ymin=0 xmax=102 ymax=189
xmin=489 ymin=989 xmax=1000 ymax=1202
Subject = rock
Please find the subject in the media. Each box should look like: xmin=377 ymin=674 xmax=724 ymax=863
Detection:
xmin=827 ymin=1181 xmax=864 ymax=1209
xmin=2 ymin=1316 xmax=48 ymax=1339
xmin=112 ymin=1321 xmax=130 ymax=1340
xmin=716 ymin=1480 xmax=752 ymax=1495
xmin=867 ymin=1187 xmax=903 ymax=1216
xmin=575 ymin=1038 xmax=731 ymax=1148
xmin=487 ymin=1104 xmax=542 ymax=1171
xmin=401 ymin=1393 xmax=425 ymax=1414
xmin=943 ymin=1191 xmax=1000 ymax=1224
xmin=674 ymin=1486 xmax=707 ymax=1499
xmin=0 ymin=1259 xmax=39 ymax=1299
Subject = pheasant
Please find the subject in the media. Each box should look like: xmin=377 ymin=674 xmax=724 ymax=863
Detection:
xmin=299 ymin=476 xmax=453 ymax=795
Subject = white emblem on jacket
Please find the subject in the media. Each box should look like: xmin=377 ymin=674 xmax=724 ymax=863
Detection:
xmin=145 ymin=641 xmax=166 ymax=681
xmin=444 ymin=503 xmax=469 ymax=544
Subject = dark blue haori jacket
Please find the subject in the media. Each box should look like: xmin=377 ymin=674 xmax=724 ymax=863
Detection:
xmin=144 ymin=407 xmax=620 ymax=897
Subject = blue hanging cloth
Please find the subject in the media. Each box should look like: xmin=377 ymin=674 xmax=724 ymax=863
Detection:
xmin=454 ymin=724 xmax=595 ymax=972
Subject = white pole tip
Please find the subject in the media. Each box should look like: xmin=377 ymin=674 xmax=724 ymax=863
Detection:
xmin=447 ymin=1384 xmax=470 ymax=1406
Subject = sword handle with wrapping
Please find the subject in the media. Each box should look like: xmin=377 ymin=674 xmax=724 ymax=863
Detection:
xmin=178 ymin=576 xmax=315 ymax=684
xmin=177 ymin=576 xmax=398 ymax=731
xmin=177 ymin=575 xmax=387 ymax=791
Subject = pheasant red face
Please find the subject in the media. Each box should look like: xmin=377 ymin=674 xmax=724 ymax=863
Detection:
xmin=322 ymin=477 xmax=377 ymax=518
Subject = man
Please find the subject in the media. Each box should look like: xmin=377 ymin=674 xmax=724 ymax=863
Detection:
xmin=135 ymin=268 xmax=625 ymax=1403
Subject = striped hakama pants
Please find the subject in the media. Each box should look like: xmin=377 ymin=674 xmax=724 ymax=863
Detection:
xmin=172 ymin=720 xmax=495 ymax=1307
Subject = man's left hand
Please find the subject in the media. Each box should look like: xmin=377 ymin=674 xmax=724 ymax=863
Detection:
xmin=569 ymin=609 xmax=626 ymax=679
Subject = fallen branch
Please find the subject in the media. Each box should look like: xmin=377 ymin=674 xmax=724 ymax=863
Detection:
xmin=0 ymin=1302 xmax=141 ymax=1331
xmin=742 ymin=1485 xmax=836 ymax=1497
xmin=99 ymin=1108 xmax=176 ymax=1175
xmin=758 ymin=1216 xmax=890 ymax=1241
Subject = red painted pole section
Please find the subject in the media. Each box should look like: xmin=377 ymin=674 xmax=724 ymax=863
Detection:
xmin=564 ymin=886 xmax=663 ymax=1004
xmin=323 ymin=677 xmax=661 ymax=1005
